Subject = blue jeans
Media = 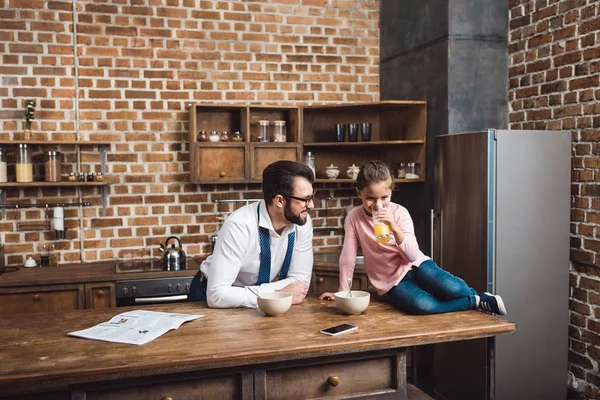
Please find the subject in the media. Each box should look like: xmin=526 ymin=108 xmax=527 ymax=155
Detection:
xmin=386 ymin=260 xmax=477 ymax=315
xmin=188 ymin=270 xmax=207 ymax=302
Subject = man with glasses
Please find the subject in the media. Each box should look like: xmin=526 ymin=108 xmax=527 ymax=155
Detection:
xmin=188 ymin=160 xmax=315 ymax=308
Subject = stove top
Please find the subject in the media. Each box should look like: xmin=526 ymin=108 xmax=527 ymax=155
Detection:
xmin=115 ymin=258 xmax=193 ymax=274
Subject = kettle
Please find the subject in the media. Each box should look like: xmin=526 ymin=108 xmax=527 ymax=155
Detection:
xmin=159 ymin=236 xmax=186 ymax=271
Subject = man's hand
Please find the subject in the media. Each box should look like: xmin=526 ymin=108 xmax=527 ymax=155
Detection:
xmin=319 ymin=292 xmax=336 ymax=301
xmin=277 ymin=281 xmax=308 ymax=304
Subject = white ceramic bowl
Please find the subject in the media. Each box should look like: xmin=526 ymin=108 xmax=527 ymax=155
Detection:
xmin=334 ymin=290 xmax=370 ymax=315
xmin=257 ymin=292 xmax=293 ymax=316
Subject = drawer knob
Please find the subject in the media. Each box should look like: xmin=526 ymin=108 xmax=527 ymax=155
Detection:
xmin=317 ymin=277 xmax=324 ymax=283
xmin=327 ymin=375 xmax=340 ymax=387
xmin=219 ymin=171 xmax=226 ymax=177
xmin=33 ymin=294 xmax=40 ymax=301
xmin=161 ymin=397 xmax=173 ymax=400
xmin=96 ymin=290 xmax=105 ymax=297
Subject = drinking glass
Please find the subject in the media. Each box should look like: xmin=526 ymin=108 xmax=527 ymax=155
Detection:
xmin=372 ymin=202 xmax=393 ymax=244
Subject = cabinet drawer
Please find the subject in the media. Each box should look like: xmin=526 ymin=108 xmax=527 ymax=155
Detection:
xmin=0 ymin=284 xmax=84 ymax=315
xmin=85 ymin=282 xmax=116 ymax=310
xmin=194 ymin=145 xmax=247 ymax=182
xmin=311 ymin=272 xmax=369 ymax=294
xmin=81 ymin=374 xmax=244 ymax=400
xmin=265 ymin=356 xmax=394 ymax=399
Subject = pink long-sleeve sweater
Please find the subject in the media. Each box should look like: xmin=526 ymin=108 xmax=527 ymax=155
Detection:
xmin=339 ymin=202 xmax=430 ymax=295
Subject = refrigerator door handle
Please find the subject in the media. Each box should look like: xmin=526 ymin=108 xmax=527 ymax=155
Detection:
xmin=430 ymin=209 xmax=440 ymax=263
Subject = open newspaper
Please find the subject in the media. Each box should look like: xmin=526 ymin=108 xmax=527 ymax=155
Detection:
xmin=68 ymin=310 xmax=203 ymax=345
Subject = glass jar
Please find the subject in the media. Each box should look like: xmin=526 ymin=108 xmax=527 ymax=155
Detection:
xmin=220 ymin=131 xmax=229 ymax=142
xmin=209 ymin=131 xmax=220 ymax=142
xmin=16 ymin=144 xmax=33 ymax=183
xmin=303 ymin=151 xmax=316 ymax=178
xmin=397 ymin=162 xmax=406 ymax=179
xmin=87 ymin=172 xmax=95 ymax=182
xmin=231 ymin=131 xmax=243 ymax=142
xmin=67 ymin=172 xmax=77 ymax=182
xmin=0 ymin=150 xmax=7 ymax=183
xmin=406 ymin=163 xmax=419 ymax=179
xmin=95 ymin=172 xmax=104 ymax=182
xmin=257 ymin=120 xmax=269 ymax=142
xmin=44 ymin=151 xmax=62 ymax=182
xmin=272 ymin=120 xmax=287 ymax=142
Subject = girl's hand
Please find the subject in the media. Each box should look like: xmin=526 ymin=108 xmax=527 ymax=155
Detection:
xmin=319 ymin=292 xmax=336 ymax=301
xmin=376 ymin=208 xmax=399 ymax=231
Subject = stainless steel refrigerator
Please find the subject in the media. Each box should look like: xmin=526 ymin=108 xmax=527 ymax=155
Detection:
xmin=431 ymin=129 xmax=571 ymax=400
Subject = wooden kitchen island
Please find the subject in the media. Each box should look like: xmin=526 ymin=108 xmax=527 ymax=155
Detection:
xmin=0 ymin=297 xmax=515 ymax=400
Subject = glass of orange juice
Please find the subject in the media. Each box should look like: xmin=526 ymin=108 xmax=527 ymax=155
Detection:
xmin=372 ymin=203 xmax=393 ymax=243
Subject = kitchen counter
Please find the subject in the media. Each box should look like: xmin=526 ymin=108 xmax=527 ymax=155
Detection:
xmin=0 ymin=258 xmax=205 ymax=288
xmin=0 ymin=297 xmax=516 ymax=399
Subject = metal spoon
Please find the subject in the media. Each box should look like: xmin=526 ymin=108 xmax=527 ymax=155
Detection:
xmin=346 ymin=277 xmax=353 ymax=297
xmin=247 ymin=286 xmax=262 ymax=299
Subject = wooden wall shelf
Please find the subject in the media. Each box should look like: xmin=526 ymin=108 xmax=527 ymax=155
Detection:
xmin=188 ymin=101 xmax=427 ymax=184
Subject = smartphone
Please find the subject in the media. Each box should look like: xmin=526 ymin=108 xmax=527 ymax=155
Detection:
xmin=320 ymin=323 xmax=358 ymax=336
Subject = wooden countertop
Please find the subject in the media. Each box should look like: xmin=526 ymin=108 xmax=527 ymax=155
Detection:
xmin=0 ymin=252 xmax=337 ymax=289
xmin=0 ymin=258 xmax=204 ymax=288
xmin=0 ymin=296 xmax=516 ymax=395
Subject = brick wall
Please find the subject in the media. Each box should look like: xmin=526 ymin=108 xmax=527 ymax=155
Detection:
xmin=0 ymin=0 xmax=380 ymax=265
xmin=508 ymin=0 xmax=600 ymax=398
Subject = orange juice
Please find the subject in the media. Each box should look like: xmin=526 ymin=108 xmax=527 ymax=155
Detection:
xmin=374 ymin=222 xmax=391 ymax=243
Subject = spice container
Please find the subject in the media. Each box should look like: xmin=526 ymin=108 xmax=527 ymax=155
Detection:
xmin=95 ymin=172 xmax=103 ymax=182
xmin=209 ymin=131 xmax=220 ymax=142
xmin=231 ymin=131 xmax=243 ymax=142
xmin=0 ymin=150 xmax=7 ymax=183
xmin=197 ymin=131 xmax=208 ymax=142
xmin=67 ymin=172 xmax=77 ymax=182
xmin=16 ymin=144 xmax=33 ymax=183
xmin=78 ymin=172 xmax=85 ymax=182
xmin=44 ymin=151 xmax=62 ymax=182
xmin=257 ymin=120 xmax=269 ymax=142
xmin=396 ymin=163 xmax=406 ymax=179
xmin=87 ymin=172 xmax=95 ymax=182
xmin=220 ymin=131 xmax=229 ymax=142
xmin=272 ymin=120 xmax=287 ymax=142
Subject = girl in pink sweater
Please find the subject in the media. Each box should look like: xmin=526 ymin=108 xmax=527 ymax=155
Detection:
xmin=319 ymin=161 xmax=507 ymax=315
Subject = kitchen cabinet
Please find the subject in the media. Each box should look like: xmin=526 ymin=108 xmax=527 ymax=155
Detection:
xmin=74 ymin=372 xmax=252 ymax=400
xmin=0 ymin=140 xmax=110 ymax=217
xmin=311 ymin=265 xmax=371 ymax=294
xmin=0 ymin=283 xmax=85 ymax=315
xmin=188 ymin=104 xmax=301 ymax=184
xmin=84 ymin=282 xmax=116 ymax=310
xmin=188 ymin=101 xmax=425 ymax=184
xmin=302 ymin=101 xmax=426 ymax=183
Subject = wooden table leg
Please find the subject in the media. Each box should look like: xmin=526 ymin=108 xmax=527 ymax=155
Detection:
xmin=393 ymin=348 xmax=408 ymax=400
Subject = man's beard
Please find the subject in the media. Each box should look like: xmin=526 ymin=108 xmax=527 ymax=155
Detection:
xmin=284 ymin=201 xmax=307 ymax=225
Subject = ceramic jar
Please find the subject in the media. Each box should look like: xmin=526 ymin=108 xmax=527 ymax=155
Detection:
xmin=325 ymin=164 xmax=340 ymax=179
xmin=347 ymin=164 xmax=360 ymax=180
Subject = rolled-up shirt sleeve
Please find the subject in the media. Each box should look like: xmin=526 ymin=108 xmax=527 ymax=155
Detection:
xmin=206 ymin=219 xmax=252 ymax=308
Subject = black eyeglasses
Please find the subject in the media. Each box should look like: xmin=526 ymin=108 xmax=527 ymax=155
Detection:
xmin=283 ymin=191 xmax=317 ymax=205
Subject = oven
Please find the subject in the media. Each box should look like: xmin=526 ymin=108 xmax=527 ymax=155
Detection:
xmin=116 ymin=276 xmax=193 ymax=306
xmin=114 ymin=258 xmax=194 ymax=306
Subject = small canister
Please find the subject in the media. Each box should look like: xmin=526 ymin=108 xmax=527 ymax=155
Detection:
xmin=257 ymin=120 xmax=269 ymax=142
xmin=16 ymin=144 xmax=33 ymax=183
xmin=272 ymin=120 xmax=287 ymax=142
xmin=44 ymin=151 xmax=62 ymax=182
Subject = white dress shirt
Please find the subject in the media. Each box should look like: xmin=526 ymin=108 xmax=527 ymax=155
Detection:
xmin=200 ymin=200 xmax=314 ymax=308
